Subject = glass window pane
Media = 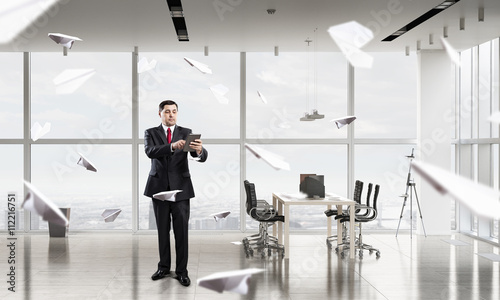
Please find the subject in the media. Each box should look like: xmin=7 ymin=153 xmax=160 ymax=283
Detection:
xmin=355 ymin=53 xmax=417 ymax=138
xmin=493 ymin=39 xmax=499 ymax=138
xmin=31 ymin=145 xmax=132 ymax=230
xmin=138 ymin=53 xmax=240 ymax=138
xmin=0 ymin=53 xmax=23 ymax=138
xmin=460 ymin=49 xmax=473 ymax=139
xmin=139 ymin=144 xmax=240 ymax=230
xmin=478 ymin=42 xmax=491 ymax=138
xmin=246 ymin=145 xmax=347 ymax=230
xmin=0 ymin=145 xmax=24 ymax=231
xmin=246 ymin=52 xmax=347 ymax=139
xmin=354 ymin=144 xmax=416 ymax=230
xmin=31 ymin=53 xmax=132 ymax=139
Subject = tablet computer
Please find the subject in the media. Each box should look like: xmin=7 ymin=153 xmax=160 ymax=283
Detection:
xmin=183 ymin=134 xmax=201 ymax=152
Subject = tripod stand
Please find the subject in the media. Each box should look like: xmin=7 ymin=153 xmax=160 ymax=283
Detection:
xmin=396 ymin=149 xmax=427 ymax=238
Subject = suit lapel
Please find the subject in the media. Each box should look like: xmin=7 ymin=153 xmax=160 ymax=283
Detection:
xmin=172 ymin=125 xmax=182 ymax=143
xmin=157 ymin=125 xmax=168 ymax=145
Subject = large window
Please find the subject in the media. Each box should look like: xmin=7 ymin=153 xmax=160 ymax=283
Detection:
xmin=0 ymin=145 xmax=23 ymax=231
xmin=0 ymin=53 xmax=23 ymax=139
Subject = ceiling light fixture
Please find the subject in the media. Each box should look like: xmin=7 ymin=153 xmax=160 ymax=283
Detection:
xmin=166 ymin=0 xmax=189 ymax=42
xmin=459 ymin=17 xmax=465 ymax=30
xmin=416 ymin=40 xmax=421 ymax=51
xmin=429 ymin=33 xmax=434 ymax=45
xmin=443 ymin=26 xmax=448 ymax=38
xmin=274 ymin=46 xmax=279 ymax=56
xmin=204 ymin=46 xmax=209 ymax=56
xmin=478 ymin=7 xmax=484 ymax=22
xmin=405 ymin=46 xmax=410 ymax=56
xmin=382 ymin=0 xmax=461 ymax=41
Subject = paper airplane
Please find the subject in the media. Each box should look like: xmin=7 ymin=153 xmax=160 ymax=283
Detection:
xmin=31 ymin=122 xmax=51 ymax=141
xmin=209 ymin=84 xmax=229 ymax=104
xmin=0 ymin=0 xmax=59 ymax=44
xmin=440 ymin=37 xmax=461 ymax=67
xmin=488 ymin=111 xmax=500 ymax=124
xmin=137 ymin=57 xmax=157 ymax=73
xmin=330 ymin=116 xmax=356 ymax=129
xmin=257 ymin=91 xmax=268 ymax=104
xmin=101 ymin=208 xmax=121 ymax=223
xmin=327 ymin=21 xmax=374 ymax=68
xmin=245 ymin=144 xmax=290 ymax=171
xmin=183 ymin=57 xmax=212 ymax=74
xmin=22 ymin=180 xmax=69 ymax=227
xmin=76 ymin=152 xmax=97 ymax=172
xmin=48 ymin=33 xmax=82 ymax=49
xmin=197 ymin=268 xmax=264 ymax=295
xmin=210 ymin=211 xmax=231 ymax=221
xmin=411 ymin=160 xmax=500 ymax=219
xmin=153 ymin=190 xmax=183 ymax=201
xmin=53 ymin=69 xmax=96 ymax=94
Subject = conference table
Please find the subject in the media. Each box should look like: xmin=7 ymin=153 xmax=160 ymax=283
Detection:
xmin=272 ymin=192 xmax=356 ymax=259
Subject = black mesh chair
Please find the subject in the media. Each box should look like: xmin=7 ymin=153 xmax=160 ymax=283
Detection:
xmin=336 ymin=183 xmax=381 ymax=259
xmin=324 ymin=180 xmax=364 ymax=249
xmin=242 ymin=180 xmax=285 ymax=258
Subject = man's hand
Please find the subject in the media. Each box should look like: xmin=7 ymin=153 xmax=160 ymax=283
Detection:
xmin=172 ymin=139 xmax=186 ymax=150
xmin=190 ymin=139 xmax=203 ymax=155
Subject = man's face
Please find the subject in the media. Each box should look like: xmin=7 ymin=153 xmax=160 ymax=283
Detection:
xmin=159 ymin=104 xmax=177 ymax=126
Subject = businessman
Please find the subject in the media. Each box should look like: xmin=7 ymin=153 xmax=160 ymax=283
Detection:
xmin=144 ymin=100 xmax=208 ymax=287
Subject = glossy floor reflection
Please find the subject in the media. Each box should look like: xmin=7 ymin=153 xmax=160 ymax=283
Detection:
xmin=0 ymin=232 xmax=499 ymax=299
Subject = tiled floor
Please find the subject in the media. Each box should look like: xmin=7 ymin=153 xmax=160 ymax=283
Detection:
xmin=0 ymin=231 xmax=499 ymax=299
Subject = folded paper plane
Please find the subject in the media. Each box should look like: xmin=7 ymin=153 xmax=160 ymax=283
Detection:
xmin=184 ymin=57 xmax=212 ymax=74
xmin=137 ymin=57 xmax=157 ymax=73
xmin=411 ymin=160 xmax=500 ymax=219
xmin=153 ymin=190 xmax=183 ymax=201
xmin=197 ymin=268 xmax=264 ymax=295
xmin=53 ymin=69 xmax=96 ymax=94
xmin=101 ymin=208 xmax=122 ymax=222
xmin=0 ymin=0 xmax=59 ymax=44
xmin=245 ymin=143 xmax=290 ymax=171
xmin=210 ymin=211 xmax=231 ymax=221
xmin=77 ymin=152 xmax=97 ymax=172
xmin=31 ymin=121 xmax=51 ymax=141
xmin=209 ymin=84 xmax=229 ymax=104
xmin=22 ymin=180 xmax=69 ymax=227
xmin=330 ymin=116 xmax=356 ymax=129
xmin=48 ymin=33 xmax=82 ymax=49
xmin=440 ymin=37 xmax=461 ymax=68
xmin=257 ymin=91 xmax=268 ymax=104
xmin=327 ymin=21 xmax=374 ymax=68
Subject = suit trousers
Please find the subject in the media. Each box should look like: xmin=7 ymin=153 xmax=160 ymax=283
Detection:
xmin=152 ymin=198 xmax=190 ymax=276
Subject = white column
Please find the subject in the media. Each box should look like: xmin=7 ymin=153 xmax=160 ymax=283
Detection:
xmin=416 ymin=50 xmax=453 ymax=235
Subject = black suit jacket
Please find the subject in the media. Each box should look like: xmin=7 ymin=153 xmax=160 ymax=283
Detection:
xmin=143 ymin=124 xmax=208 ymax=201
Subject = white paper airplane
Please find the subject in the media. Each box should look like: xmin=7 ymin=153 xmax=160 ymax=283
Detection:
xmin=210 ymin=211 xmax=231 ymax=221
xmin=0 ymin=1 xmax=59 ymax=44
xmin=153 ymin=190 xmax=183 ymax=201
xmin=411 ymin=160 xmax=500 ymax=219
xmin=209 ymin=84 xmax=229 ymax=104
xmin=327 ymin=21 xmax=374 ymax=68
xmin=101 ymin=208 xmax=122 ymax=223
xmin=53 ymin=69 xmax=96 ymax=94
xmin=183 ymin=57 xmax=212 ymax=74
xmin=245 ymin=144 xmax=290 ymax=171
xmin=197 ymin=268 xmax=264 ymax=295
xmin=257 ymin=91 xmax=268 ymax=104
xmin=440 ymin=37 xmax=461 ymax=68
xmin=76 ymin=152 xmax=97 ymax=172
xmin=330 ymin=116 xmax=356 ymax=129
xmin=31 ymin=121 xmax=51 ymax=141
xmin=488 ymin=111 xmax=500 ymax=124
xmin=137 ymin=57 xmax=157 ymax=73
xmin=48 ymin=33 xmax=82 ymax=49
xmin=22 ymin=180 xmax=69 ymax=227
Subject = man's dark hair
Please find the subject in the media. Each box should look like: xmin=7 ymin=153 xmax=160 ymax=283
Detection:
xmin=159 ymin=100 xmax=178 ymax=111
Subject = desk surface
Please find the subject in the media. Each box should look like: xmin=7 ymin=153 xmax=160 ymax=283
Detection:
xmin=273 ymin=192 xmax=355 ymax=206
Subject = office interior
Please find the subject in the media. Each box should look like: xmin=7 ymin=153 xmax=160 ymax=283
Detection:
xmin=1 ymin=0 xmax=500 ymax=299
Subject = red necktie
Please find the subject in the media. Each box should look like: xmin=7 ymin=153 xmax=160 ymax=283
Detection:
xmin=167 ymin=128 xmax=171 ymax=143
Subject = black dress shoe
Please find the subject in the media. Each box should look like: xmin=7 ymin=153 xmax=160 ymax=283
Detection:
xmin=151 ymin=270 xmax=168 ymax=281
xmin=177 ymin=274 xmax=191 ymax=286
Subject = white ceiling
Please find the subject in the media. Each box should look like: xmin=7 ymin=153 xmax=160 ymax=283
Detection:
xmin=1 ymin=0 xmax=500 ymax=53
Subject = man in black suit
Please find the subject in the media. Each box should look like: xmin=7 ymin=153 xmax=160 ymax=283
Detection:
xmin=144 ymin=100 xmax=208 ymax=287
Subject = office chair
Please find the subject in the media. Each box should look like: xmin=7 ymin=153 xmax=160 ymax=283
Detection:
xmin=336 ymin=183 xmax=381 ymax=259
xmin=324 ymin=180 xmax=364 ymax=249
xmin=242 ymin=180 xmax=285 ymax=258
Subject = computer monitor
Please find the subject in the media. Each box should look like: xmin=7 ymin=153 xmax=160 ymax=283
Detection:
xmin=299 ymin=174 xmax=325 ymax=198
